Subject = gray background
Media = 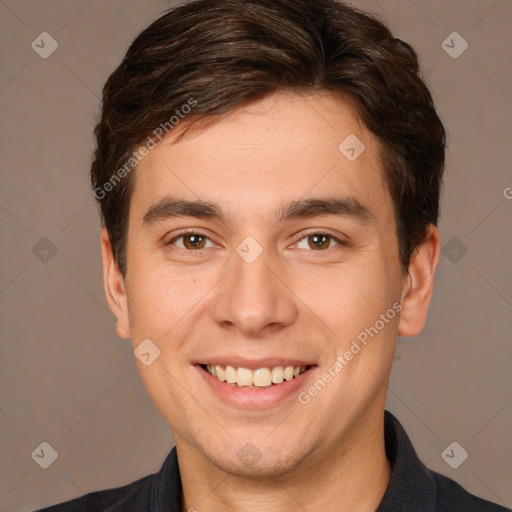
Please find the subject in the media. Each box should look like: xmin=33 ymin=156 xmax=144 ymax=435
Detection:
xmin=0 ymin=0 xmax=511 ymax=510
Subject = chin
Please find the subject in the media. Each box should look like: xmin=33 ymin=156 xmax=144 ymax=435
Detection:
xmin=200 ymin=436 xmax=317 ymax=479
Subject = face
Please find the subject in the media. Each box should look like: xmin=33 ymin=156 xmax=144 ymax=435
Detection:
xmin=102 ymin=91 xmax=438 ymax=478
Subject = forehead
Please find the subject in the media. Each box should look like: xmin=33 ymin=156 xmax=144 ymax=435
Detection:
xmin=129 ymin=91 xmax=392 ymax=227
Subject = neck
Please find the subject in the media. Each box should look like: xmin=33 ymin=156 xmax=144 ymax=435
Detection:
xmin=176 ymin=407 xmax=391 ymax=512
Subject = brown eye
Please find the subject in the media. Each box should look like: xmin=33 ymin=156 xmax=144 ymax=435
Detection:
xmin=182 ymin=234 xmax=207 ymax=250
xmin=168 ymin=231 xmax=214 ymax=251
xmin=307 ymin=234 xmax=331 ymax=250
xmin=294 ymin=233 xmax=340 ymax=251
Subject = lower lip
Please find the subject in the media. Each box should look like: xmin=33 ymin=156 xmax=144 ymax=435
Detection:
xmin=196 ymin=365 xmax=315 ymax=409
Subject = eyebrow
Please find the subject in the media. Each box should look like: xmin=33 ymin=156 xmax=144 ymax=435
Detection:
xmin=142 ymin=195 xmax=372 ymax=227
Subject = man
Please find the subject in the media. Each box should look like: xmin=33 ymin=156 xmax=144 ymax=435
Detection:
xmin=38 ymin=0 xmax=509 ymax=510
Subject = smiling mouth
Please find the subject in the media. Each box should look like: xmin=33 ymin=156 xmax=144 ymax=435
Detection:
xmin=199 ymin=364 xmax=311 ymax=389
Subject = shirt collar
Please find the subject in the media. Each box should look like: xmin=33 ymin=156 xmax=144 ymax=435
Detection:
xmin=376 ymin=410 xmax=437 ymax=511
xmin=151 ymin=444 xmax=182 ymax=512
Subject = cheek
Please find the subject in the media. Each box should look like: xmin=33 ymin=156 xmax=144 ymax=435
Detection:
xmin=292 ymin=260 xmax=391 ymax=340
xmin=126 ymin=262 xmax=204 ymax=342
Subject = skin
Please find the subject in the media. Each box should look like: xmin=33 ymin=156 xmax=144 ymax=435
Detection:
xmin=101 ymin=91 xmax=441 ymax=511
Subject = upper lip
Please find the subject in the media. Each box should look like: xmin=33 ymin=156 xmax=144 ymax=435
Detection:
xmin=194 ymin=357 xmax=315 ymax=370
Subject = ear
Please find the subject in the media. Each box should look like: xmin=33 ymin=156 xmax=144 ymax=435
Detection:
xmin=100 ymin=227 xmax=131 ymax=339
xmin=398 ymin=225 xmax=441 ymax=338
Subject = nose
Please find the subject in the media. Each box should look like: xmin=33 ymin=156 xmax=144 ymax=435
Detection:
xmin=211 ymin=243 xmax=298 ymax=338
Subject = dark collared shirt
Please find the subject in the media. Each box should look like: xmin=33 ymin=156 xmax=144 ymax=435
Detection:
xmin=36 ymin=411 xmax=509 ymax=511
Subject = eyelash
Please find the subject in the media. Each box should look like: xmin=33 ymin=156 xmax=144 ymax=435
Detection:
xmin=165 ymin=228 xmax=346 ymax=256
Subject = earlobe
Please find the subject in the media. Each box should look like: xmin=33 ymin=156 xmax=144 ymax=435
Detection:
xmin=115 ymin=321 xmax=131 ymax=339
xmin=100 ymin=227 xmax=131 ymax=340
xmin=397 ymin=225 xmax=441 ymax=338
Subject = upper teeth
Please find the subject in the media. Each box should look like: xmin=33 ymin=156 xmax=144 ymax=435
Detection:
xmin=206 ymin=365 xmax=307 ymax=388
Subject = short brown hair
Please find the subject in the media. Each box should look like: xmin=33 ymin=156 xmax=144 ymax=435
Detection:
xmin=91 ymin=0 xmax=446 ymax=276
